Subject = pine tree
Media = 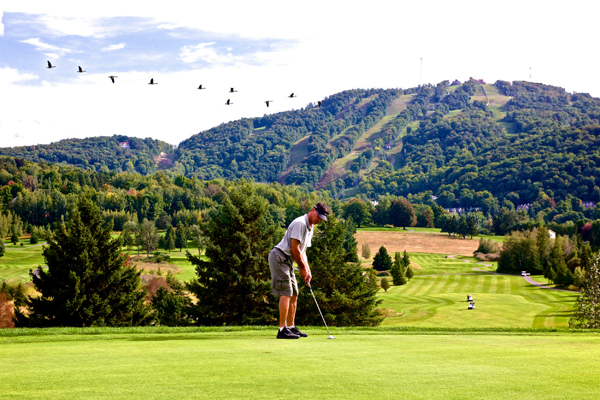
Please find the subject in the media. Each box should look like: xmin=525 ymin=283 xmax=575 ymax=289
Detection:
xmin=406 ymin=264 xmax=414 ymax=279
xmin=372 ymin=246 xmax=393 ymax=271
xmin=380 ymin=277 xmax=390 ymax=292
xmin=343 ymin=218 xmax=359 ymax=263
xmin=186 ymin=183 xmax=281 ymax=325
xmin=163 ymin=225 xmax=175 ymax=253
xmin=15 ymin=196 xmax=149 ymax=327
xmin=296 ymin=213 xmax=384 ymax=326
xmin=390 ymin=252 xmax=407 ymax=285
xmin=570 ymin=254 xmax=600 ymax=329
xmin=0 ymin=240 xmax=4 ymax=258
xmin=175 ymin=222 xmax=188 ymax=252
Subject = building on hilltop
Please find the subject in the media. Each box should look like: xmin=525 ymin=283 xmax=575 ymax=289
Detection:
xmin=119 ymin=141 xmax=130 ymax=149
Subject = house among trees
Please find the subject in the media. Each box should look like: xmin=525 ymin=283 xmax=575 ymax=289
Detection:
xmin=451 ymin=79 xmax=461 ymax=85
xmin=119 ymin=141 xmax=130 ymax=149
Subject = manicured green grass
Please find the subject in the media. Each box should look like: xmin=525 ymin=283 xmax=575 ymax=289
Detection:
xmin=379 ymin=272 xmax=577 ymax=328
xmin=0 ymin=240 xmax=46 ymax=282
xmin=1 ymin=328 xmax=599 ymax=399
xmin=410 ymin=253 xmax=490 ymax=275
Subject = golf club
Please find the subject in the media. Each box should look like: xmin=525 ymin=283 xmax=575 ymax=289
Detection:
xmin=308 ymin=284 xmax=335 ymax=339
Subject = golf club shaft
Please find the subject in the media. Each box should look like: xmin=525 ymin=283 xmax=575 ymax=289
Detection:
xmin=309 ymin=285 xmax=330 ymax=336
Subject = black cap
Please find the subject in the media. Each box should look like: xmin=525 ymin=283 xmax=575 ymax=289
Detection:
xmin=314 ymin=202 xmax=330 ymax=221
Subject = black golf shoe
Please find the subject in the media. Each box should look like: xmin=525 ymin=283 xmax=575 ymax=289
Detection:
xmin=276 ymin=327 xmax=300 ymax=339
xmin=289 ymin=326 xmax=308 ymax=337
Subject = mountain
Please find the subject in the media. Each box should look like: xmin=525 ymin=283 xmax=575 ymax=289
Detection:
xmin=175 ymin=79 xmax=600 ymax=208
xmin=0 ymin=135 xmax=174 ymax=175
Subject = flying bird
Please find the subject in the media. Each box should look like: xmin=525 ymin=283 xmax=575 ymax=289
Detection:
xmin=197 ymin=84 xmax=205 ymax=90
xmin=46 ymin=61 xmax=56 ymax=69
xmin=289 ymin=93 xmax=296 ymax=98
xmin=108 ymin=76 xmax=118 ymax=83
xmin=318 ymin=101 xmax=322 ymax=107
xmin=148 ymin=78 xmax=158 ymax=85
xmin=265 ymin=100 xmax=274 ymax=107
xmin=77 ymin=66 xmax=86 ymax=73
xmin=229 ymin=88 xmax=238 ymax=93
xmin=226 ymin=99 xmax=233 ymax=105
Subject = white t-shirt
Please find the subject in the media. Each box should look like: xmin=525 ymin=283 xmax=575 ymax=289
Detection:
xmin=275 ymin=214 xmax=313 ymax=258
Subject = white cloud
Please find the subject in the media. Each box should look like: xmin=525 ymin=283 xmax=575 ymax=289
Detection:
xmin=102 ymin=43 xmax=126 ymax=51
xmin=0 ymin=67 xmax=38 ymax=84
xmin=21 ymin=38 xmax=73 ymax=58
xmin=0 ymin=11 xmax=4 ymax=36
xmin=180 ymin=42 xmax=238 ymax=64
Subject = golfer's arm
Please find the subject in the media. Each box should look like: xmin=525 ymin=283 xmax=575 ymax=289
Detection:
xmin=291 ymin=239 xmax=309 ymax=270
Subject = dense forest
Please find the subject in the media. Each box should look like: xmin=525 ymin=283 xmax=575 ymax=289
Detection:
xmin=2 ymin=80 xmax=600 ymax=227
xmin=0 ymin=135 xmax=173 ymax=175
xmin=174 ymin=88 xmax=402 ymax=185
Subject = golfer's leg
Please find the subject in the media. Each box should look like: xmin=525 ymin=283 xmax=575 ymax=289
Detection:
xmin=279 ymin=295 xmax=291 ymax=327
xmin=287 ymin=295 xmax=298 ymax=327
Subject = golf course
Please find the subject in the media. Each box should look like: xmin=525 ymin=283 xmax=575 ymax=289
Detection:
xmin=1 ymin=228 xmax=598 ymax=399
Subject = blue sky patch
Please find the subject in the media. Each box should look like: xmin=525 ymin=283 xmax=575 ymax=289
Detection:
xmin=0 ymin=12 xmax=295 ymax=85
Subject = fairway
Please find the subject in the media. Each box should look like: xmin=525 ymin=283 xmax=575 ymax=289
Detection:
xmin=1 ymin=328 xmax=600 ymax=400
xmin=380 ymin=272 xmax=576 ymax=328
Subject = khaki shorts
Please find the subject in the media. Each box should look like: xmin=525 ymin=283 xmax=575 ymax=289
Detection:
xmin=269 ymin=248 xmax=299 ymax=297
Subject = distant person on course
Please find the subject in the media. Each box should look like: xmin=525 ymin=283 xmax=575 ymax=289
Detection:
xmin=269 ymin=202 xmax=330 ymax=339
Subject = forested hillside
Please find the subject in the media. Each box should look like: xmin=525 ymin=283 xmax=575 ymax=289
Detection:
xmin=174 ymin=88 xmax=404 ymax=185
xmin=360 ymin=80 xmax=600 ymax=210
xmin=0 ymin=135 xmax=173 ymax=175
xmin=172 ymin=79 xmax=600 ymax=212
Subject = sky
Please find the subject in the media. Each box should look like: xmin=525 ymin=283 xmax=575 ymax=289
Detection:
xmin=1 ymin=1 xmax=599 ymax=148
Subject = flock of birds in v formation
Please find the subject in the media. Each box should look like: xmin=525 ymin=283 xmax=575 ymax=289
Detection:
xmin=46 ymin=61 xmax=323 ymax=108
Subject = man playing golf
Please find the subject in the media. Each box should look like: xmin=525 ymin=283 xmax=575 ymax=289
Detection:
xmin=269 ymin=202 xmax=329 ymax=339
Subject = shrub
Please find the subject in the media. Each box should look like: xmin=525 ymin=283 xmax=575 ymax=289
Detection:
xmin=361 ymin=243 xmax=371 ymax=259
xmin=474 ymin=238 xmax=500 ymax=255
xmin=0 ymin=292 xmax=15 ymax=328
xmin=380 ymin=277 xmax=390 ymax=292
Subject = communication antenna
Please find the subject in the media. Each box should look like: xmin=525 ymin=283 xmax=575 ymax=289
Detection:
xmin=419 ymin=58 xmax=423 ymax=86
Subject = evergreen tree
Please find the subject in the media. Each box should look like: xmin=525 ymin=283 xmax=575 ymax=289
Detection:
xmin=570 ymin=254 xmax=600 ymax=329
xmin=10 ymin=231 xmax=18 ymax=245
xmin=536 ymin=227 xmax=551 ymax=272
xmin=296 ymin=213 xmax=384 ymax=326
xmin=457 ymin=215 xmax=469 ymax=238
xmin=186 ymin=183 xmax=281 ymax=325
xmin=0 ymin=240 xmax=4 ymax=258
xmin=405 ymin=264 xmax=414 ymax=279
xmin=390 ymin=252 xmax=407 ymax=285
xmin=175 ymin=222 xmax=188 ymax=251
xmin=163 ymin=225 xmax=175 ymax=253
xmin=29 ymin=231 xmax=38 ymax=245
xmin=467 ymin=218 xmax=478 ymax=239
xmin=380 ymin=277 xmax=390 ymax=292
xmin=402 ymin=250 xmax=411 ymax=268
xmin=15 ymin=196 xmax=149 ymax=327
xmin=343 ymin=217 xmax=359 ymax=263
xmin=372 ymin=246 xmax=393 ymax=271
xmin=551 ymin=236 xmax=573 ymax=286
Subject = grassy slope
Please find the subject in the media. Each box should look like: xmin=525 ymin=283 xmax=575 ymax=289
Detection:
xmin=1 ymin=329 xmax=600 ymax=400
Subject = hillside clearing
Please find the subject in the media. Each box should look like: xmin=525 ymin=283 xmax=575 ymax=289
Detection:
xmin=356 ymin=230 xmax=481 ymax=256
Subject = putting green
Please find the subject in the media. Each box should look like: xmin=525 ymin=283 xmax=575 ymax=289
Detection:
xmin=1 ymin=329 xmax=599 ymax=400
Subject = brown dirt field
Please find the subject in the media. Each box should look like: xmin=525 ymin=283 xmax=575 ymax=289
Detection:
xmin=356 ymin=231 xmax=480 ymax=257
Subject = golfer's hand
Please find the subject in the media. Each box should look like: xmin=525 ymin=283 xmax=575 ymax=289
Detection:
xmin=300 ymin=267 xmax=312 ymax=285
